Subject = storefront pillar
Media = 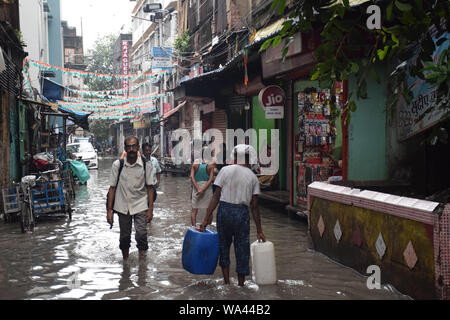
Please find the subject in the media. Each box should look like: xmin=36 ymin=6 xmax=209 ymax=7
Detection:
xmin=287 ymin=80 xmax=294 ymax=206
xmin=341 ymin=80 xmax=349 ymax=181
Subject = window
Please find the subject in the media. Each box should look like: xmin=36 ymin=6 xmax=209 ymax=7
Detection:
xmin=65 ymin=48 xmax=75 ymax=63
xmin=79 ymin=144 xmax=95 ymax=152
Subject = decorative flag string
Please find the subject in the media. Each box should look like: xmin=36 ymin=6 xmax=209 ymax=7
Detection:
xmin=22 ymin=59 xmax=172 ymax=120
xmin=25 ymin=58 xmax=170 ymax=81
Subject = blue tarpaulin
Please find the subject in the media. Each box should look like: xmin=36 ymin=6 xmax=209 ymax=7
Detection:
xmin=58 ymin=106 xmax=92 ymax=130
xmin=42 ymin=78 xmax=64 ymax=102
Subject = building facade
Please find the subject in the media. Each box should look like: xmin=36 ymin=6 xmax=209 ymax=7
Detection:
xmin=19 ymin=0 xmax=50 ymax=97
xmin=0 ymin=0 xmax=27 ymax=186
xmin=128 ymin=0 xmax=178 ymax=156
xmin=62 ymin=20 xmax=85 ymax=91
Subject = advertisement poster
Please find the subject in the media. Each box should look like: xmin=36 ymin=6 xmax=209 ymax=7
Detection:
xmin=397 ymin=32 xmax=449 ymax=141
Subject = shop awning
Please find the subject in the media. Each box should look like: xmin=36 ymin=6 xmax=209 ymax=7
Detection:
xmin=250 ymin=18 xmax=286 ymax=43
xmin=162 ymin=100 xmax=186 ymax=120
xmin=57 ymin=106 xmax=92 ymax=130
xmin=178 ymin=35 xmax=269 ymax=86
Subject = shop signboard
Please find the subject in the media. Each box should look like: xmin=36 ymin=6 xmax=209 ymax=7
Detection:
xmin=265 ymin=106 xmax=284 ymax=119
xmin=397 ymin=32 xmax=449 ymax=141
xmin=258 ymin=85 xmax=285 ymax=119
xmin=133 ymin=117 xmax=151 ymax=129
xmin=152 ymin=47 xmax=172 ymax=72
xmin=122 ymin=41 xmax=130 ymax=95
xmin=133 ymin=119 xmax=145 ymax=129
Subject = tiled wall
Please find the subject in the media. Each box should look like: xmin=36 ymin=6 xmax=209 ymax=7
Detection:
xmin=307 ymin=181 xmax=449 ymax=300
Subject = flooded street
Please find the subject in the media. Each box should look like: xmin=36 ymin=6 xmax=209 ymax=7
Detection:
xmin=0 ymin=159 xmax=410 ymax=300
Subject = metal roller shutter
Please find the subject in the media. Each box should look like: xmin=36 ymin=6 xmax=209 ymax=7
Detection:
xmin=227 ymin=95 xmax=247 ymax=112
xmin=212 ymin=108 xmax=227 ymax=142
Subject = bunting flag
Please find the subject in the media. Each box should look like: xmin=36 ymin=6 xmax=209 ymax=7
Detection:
xmin=57 ymin=98 xmax=157 ymax=113
xmin=61 ymin=91 xmax=168 ymax=107
xmin=24 ymin=58 xmax=171 ymax=81
xmin=66 ymin=78 xmax=155 ymax=98
xmin=21 ymin=59 xmax=172 ymax=120
xmin=22 ymin=59 xmax=35 ymax=95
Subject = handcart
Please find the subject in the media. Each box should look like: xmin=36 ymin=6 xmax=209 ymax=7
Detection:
xmin=18 ymin=171 xmax=72 ymax=233
xmin=31 ymin=179 xmax=72 ymax=221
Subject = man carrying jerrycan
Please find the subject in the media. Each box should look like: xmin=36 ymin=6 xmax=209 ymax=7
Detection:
xmin=200 ymin=144 xmax=266 ymax=286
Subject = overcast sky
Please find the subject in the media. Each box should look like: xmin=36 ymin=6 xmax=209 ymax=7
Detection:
xmin=60 ymin=0 xmax=136 ymax=52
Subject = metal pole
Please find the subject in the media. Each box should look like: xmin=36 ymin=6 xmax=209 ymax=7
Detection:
xmin=159 ymin=19 xmax=164 ymax=158
xmin=63 ymin=116 xmax=67 ymax=161
xmin=287 ymin=80 xmax=293 ymax=207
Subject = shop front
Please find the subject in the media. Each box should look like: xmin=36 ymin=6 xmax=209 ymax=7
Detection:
xmin=260 ymin=29 xmax=343 ymax=212
xmin=292 ymin=81 xmax=344 ymax=211
xmin=253 ymin=85 xmax=287 ymax=198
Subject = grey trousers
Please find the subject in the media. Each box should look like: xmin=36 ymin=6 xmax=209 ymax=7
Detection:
xmin=118 ymin=210 xmax=148 ymax=251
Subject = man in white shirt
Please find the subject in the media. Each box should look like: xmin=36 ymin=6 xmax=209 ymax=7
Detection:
xmin=200 ymin=146 xmax=266 ymax=286
xmin=142 ymin=142 xmax=162 ymax=200
xmin=106 ymin=136 xmax=155 ymax=260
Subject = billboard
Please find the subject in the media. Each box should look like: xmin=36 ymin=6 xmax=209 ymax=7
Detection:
xmin=152 ymin=46 xmax=172 ymax=72
xmin=397 ymin=32 xmax=449 ymax=141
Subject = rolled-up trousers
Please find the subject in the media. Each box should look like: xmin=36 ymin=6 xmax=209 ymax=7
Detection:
xmin=117 ymin=210 xmax=148 ymax=251
xmin=216 ymin=201 xmax=250 ymax=276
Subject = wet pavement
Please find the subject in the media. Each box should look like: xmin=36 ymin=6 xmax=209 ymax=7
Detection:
xmin=0 ymin=159 xmax=411 ymax=300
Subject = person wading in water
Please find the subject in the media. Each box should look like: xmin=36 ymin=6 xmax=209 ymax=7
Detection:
xmin=200 ymin=145 xmax=266 ymax=286
xmin=190 ymin=150 xmax=215 ymax=227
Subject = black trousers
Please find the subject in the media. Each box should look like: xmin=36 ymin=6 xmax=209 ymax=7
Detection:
xmin=118 ymin=210 xmax=148 ymax=251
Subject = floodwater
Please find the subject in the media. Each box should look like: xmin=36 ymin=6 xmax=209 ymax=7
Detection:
xmin=0 ymin=159 xmax=411 ymax=300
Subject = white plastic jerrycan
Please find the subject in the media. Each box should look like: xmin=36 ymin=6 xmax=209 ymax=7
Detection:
xmin=251 ymin=240 xmax=277 ymax=285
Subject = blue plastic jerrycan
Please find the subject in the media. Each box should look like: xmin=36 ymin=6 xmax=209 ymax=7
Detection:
xmin=182 ymin=227 xmax=219 ymax=275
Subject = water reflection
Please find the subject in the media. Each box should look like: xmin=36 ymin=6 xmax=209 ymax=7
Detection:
xmin=0 ymin=159 xmax=411 ymax=300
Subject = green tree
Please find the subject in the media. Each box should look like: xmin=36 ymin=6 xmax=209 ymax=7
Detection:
xmin=89 ymin=119 xmax=112 ymax=146
xmin=84 ymin=34 xmax=117 ymax=91
xmin=174 ymin=30 xmax=191 ymax=54
xmin=84 ymin=34 xmax=118 ymax=141
xmin=261 ymin=0 xmax=449 ymax=142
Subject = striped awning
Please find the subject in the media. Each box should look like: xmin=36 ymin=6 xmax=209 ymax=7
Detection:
xmin=162 ymin=100 xmax=186 ymax=120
